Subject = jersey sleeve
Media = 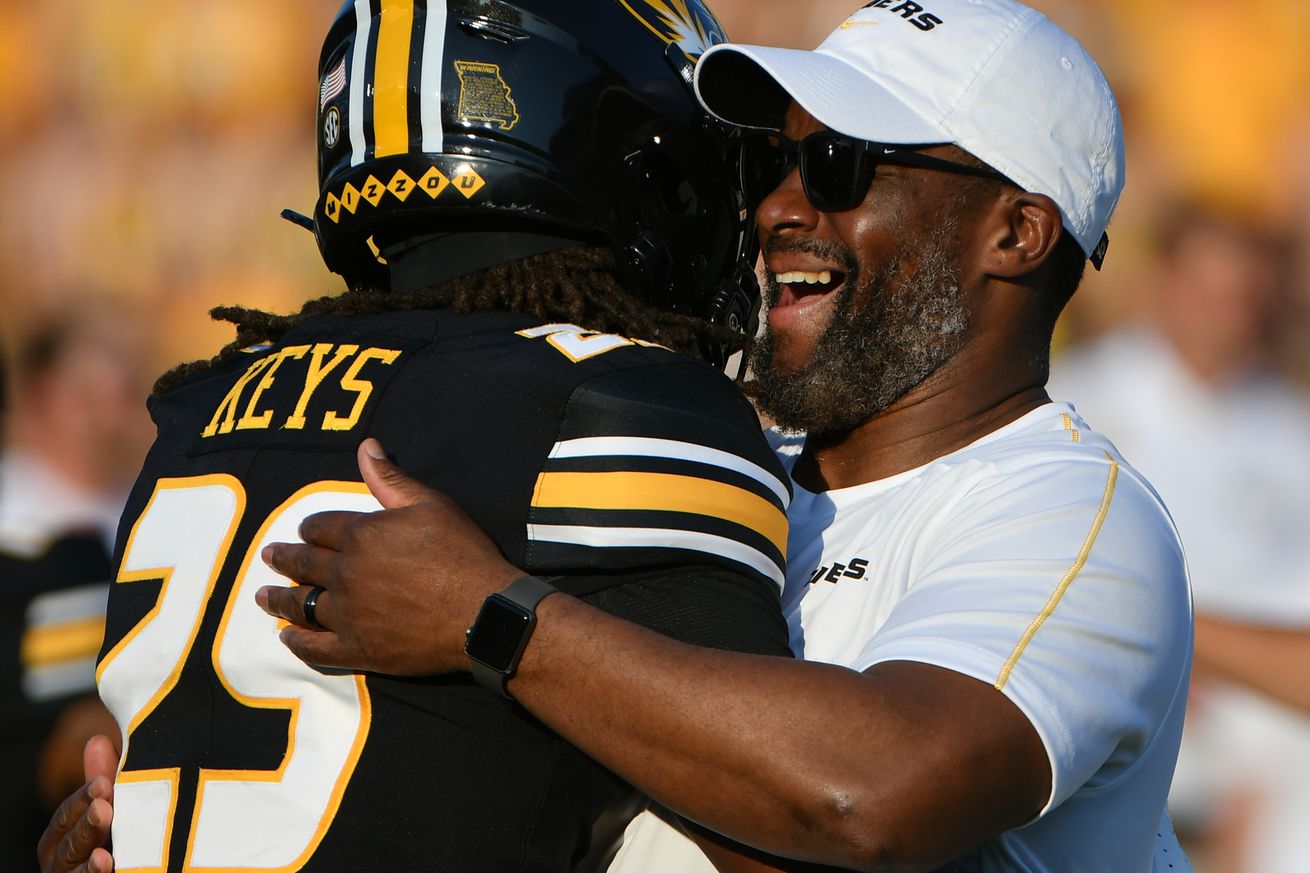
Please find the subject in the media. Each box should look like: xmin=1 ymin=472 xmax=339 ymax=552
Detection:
xmin=519 ymin=360 xmax=793 ymax=658
xmin=1 ymin=534 xmax=111 ymax=714
xmin=850 ymin=453 xmax=1192 ymax=813
xmin=523 ymin=360 xmax=791 ymax=596
xmin=560 ymin=564 xmax=793 ymax=657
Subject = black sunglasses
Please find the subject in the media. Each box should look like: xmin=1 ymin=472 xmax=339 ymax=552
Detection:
xmin=742 ymin=130 xmax=1011 ymax=213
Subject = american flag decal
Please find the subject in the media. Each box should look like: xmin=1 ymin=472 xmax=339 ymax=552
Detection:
xmin=320 ymin=57 xmax=348 ymax=111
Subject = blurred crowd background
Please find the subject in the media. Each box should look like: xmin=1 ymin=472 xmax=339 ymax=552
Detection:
xmin=3 ymin=1 xmax=1310 ymax=870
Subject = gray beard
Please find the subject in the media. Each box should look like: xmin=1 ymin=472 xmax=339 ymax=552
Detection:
xmin=750 ymin=225 xmax=969 ymax=437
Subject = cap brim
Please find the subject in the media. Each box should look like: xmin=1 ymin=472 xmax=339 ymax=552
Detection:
xmin=694 ymin=43 xmax=949 ymax=145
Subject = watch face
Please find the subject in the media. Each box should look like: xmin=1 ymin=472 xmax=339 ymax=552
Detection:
xmin=465 ymin=597 xmax=533 ymax=672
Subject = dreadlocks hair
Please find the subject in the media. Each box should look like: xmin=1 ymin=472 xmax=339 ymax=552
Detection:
xmin=154 ymin=245 xmax=744 ymax=395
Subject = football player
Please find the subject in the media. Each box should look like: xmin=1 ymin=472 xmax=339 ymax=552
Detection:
xmin=39 ymin=1 xmax=792 ymax=871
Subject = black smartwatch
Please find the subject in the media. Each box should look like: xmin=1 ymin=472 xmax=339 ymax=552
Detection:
xmin=464 ymin=576 xmax=559 ymax=698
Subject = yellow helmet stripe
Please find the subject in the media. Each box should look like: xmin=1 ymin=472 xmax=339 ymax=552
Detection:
xmin=373 ymin=0 xmax=416 ymax=158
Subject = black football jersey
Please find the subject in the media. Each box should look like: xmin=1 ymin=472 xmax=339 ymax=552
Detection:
xmin=1 ymin=533 xmax=111 ymax=870
xmin=97 ymin=308 xmax=791 ymax=872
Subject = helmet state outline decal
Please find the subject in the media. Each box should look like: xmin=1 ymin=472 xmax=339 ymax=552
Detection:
xmin=454 ymin=60 xmax=520 ymax=132
xmin=617 ymin=0 xmax=726 ymax=63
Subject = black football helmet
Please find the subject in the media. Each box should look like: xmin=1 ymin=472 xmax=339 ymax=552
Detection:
xmin=291 ymin=0 xmax=759 ymax=362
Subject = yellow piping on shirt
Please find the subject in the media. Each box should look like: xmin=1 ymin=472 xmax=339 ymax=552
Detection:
xmin=1062 ymin=413 xmax=1081 ymax=443
xmin=995 ymin=452 xmax=1118 ymax=691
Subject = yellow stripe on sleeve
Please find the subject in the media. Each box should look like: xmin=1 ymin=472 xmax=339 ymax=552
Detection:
xmin=373 ymin=0 xmax=415 ymax=157
xmin=21 ymin=617 xmax=106 ymax=669
xmin=995 ymin=453 xmax=1119 ymax=691
xmin=532 ymin=471 xmax=788 ymax=555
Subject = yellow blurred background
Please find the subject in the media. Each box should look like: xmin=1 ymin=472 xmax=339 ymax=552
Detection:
xmin=4 ymin=4 xmax=1310 ymax=870
xmin=3 ymin=0 xmax=1309 ymax=379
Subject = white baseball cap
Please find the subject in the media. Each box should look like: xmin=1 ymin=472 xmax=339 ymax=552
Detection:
xmin=694 ymin=0 xmax=1124 ymax=267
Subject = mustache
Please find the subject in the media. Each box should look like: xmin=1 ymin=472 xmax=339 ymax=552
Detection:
xmin=762 ymin=237 xmax=858 ymax=268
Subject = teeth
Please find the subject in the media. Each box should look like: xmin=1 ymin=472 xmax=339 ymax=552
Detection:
xmin=775 ymin=270 xmax=834 ymax=286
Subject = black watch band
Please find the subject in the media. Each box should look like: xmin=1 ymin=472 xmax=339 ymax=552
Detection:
xmin=464 ymin=576 xmax=559 ymax=699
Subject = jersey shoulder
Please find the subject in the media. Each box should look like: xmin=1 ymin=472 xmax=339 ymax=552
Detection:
xmin=949 ymin=404 xmax=1174 ymax=518
xmin=499 ymin=326 xmax=791 ymax=592
xmin=415 ymin=310 xmax=789 ymax=489
xmin=145 ymin=308 xmax=791 ymax=589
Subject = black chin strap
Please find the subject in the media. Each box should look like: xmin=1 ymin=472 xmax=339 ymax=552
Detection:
xmin=382 ymin=232 xmax=582 ymax=295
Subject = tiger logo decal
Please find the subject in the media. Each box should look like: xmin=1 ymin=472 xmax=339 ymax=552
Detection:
xmin=617 ymin=0 xmax=727 ymax=64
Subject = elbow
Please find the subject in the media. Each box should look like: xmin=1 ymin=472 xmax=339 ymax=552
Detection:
xmin=825 ymin=795 xmax=890 ymax=872
xmin=799 ymin=786 xmax=902 ymax=872
xmin=800 ymin=785 xmax=942 ymax=873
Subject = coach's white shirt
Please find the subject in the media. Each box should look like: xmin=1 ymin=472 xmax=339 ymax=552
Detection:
xmin=610 ymin=403 xmax=1193 ymax=872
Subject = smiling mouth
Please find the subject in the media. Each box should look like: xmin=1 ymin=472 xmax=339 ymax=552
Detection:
xmin=771 ymin=269 xmax=847 ymax=307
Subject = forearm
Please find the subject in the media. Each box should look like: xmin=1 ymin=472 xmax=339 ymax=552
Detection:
xmin=508 ymin=593 xmax=1044 ymax=871
xmin=687 ymin=817 xmax=856 ymax=873
xmin=513 ymin=594 xmax=881 ymax=866
xmin=1192 ymin=614 xmax=1310 ymax=714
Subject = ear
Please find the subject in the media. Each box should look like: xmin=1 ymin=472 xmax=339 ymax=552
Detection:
xmin=982 ymin=192 xmax=1063 ymax=279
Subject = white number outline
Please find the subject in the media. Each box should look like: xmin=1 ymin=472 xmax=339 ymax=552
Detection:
xmin=98 ymin=476 xmax=375 ymax=872
xmin=516 ymin=323 xmax=670 ymax=362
